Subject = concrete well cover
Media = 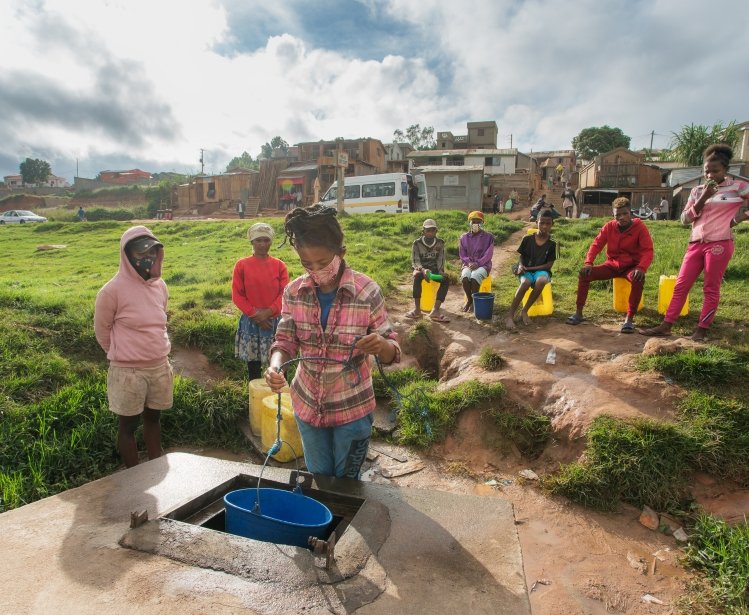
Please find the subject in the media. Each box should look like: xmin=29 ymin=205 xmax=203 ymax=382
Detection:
xmin=0 ymin=453 xmax=530 ymax=614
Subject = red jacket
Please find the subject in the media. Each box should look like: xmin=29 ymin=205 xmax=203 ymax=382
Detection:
xmin=232 ymin=255 xmax=289 ymax=318
xmin=585 ymin=218 xmax=654 ymax=271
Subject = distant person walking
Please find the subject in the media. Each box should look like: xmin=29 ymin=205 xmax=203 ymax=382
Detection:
xmin=561 ymin=184 xmax=577 ymax=218
xmin=407 ymin=176 xmax=418 ymax=213
xmin=94 ymin=226 xmax=172 ymax=468
xmin=237 ymin=200 xmax=246 ymax=219
xmin=492 ymin=193 xmax=500 ymax=214
xmin=77 ymin=206 xmax=86 ymax=222
xmin=640 ymin=144 xmax=749 ymax=341
xmin=658 ymin=196 xmax=669 ymax=220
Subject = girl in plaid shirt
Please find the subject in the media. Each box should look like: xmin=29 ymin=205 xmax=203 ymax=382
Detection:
xmin=266 ymin=205 xmax=400 ymax=478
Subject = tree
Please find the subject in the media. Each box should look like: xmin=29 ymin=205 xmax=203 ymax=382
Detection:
xmin=19 ymin=158 xmax=52 ymax=186
xmin=225 ymin=151 xmax=258 ymax=172
xmin=260 ymin=136 xmax=289 ymax=160
xmin=571 ymin=126 xmax=631 ymax=160
xmin=669 ymin=121 xmax=740 ymax=167
xmin=393 ymin=124 xmax=436 ymax=150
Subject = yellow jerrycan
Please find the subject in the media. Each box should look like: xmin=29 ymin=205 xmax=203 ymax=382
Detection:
xmin=522 ymin=283 xmax=554 ymax=316
xmin=658 ymin=275 xmax=688 ymax=316
xmin=420 ymin=279 xmax=437 ymax=312
xmin=613 ymin=277 xmax=644 ymax=313
xmin=248 ymin=378 xmax=288 ymax=436
xmin=261 ymin=392 xmax=304 ymax=462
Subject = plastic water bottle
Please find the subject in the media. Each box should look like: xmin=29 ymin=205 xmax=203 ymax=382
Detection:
xmin=545 ymin=346 xmax=557 ymax=365
xmin=426 ymin=272 xmax=444 ymax=282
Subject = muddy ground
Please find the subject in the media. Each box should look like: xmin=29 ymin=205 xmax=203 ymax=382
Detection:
xmin=171 ymin=214 xmax=748 ymax=615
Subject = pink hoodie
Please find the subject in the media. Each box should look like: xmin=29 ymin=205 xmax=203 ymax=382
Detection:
xmin=94 ymin=226 xmax=170 ymax=367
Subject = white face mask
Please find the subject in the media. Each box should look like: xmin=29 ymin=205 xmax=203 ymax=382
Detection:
xmin=470 ymin=223 xmax=482 ymax=233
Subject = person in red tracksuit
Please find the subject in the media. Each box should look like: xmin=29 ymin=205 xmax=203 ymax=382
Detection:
xmin=566 ymin=196 xmax=654 ymax=333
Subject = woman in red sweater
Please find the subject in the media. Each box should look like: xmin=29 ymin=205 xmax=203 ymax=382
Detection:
xmin=232 ymin=223 xmax=289 ymax=379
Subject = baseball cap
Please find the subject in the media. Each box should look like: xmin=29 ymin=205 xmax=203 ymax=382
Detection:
xmin=126 ymin=235 xmax=163 ymax=254
xmin=422 ymin=218 xmax=438 ymax=229
xmin=468 ymin=210 xmax=484 ymax=222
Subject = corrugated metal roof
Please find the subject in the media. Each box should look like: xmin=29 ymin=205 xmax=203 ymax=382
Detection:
xmin=278 ymin=162 xmax=318 ymax=176
xmin=668 ymin=163 xmax=744 ymax=187
xmin=414 ymin=165 xmax=484 ymax=173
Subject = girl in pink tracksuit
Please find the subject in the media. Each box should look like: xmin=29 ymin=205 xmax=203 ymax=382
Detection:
xmin=641 ymin=144 xmax=749 ymax=341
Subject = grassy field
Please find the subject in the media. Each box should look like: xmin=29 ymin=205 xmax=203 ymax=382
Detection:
xmin=1 ymin=212 xmax=747 ymax=611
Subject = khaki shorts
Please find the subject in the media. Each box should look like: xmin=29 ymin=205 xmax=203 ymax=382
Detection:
xmin=107 ymin=360 xmax=174 ymax=416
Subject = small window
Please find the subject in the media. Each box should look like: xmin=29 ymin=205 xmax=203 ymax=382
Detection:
xmin=362 ymin=182 xmax=395 ymax=198
xmin=207 ymin=182 xmax=216 ymax=198
xmin=485 ymin=157 xmax=493 ymax=166
xmin=323 ymin=187 xmax=337 ymax=201
xmin=401 ymin=181 xmax=408 ymax=196
xmin=478 ymin=128 xmax=485 ymax=136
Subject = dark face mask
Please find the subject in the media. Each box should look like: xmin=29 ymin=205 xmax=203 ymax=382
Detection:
xmin=128 ymin=254 xmax=155 ymax=280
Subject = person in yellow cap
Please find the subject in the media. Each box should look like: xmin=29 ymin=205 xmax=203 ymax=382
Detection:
xmin=232 ymin=222 xmax=289 ymax=380
xmin=406 ymin=218 xmax=450 ymax=322
xmin=459 ymin=211 xmax=494 ymax=312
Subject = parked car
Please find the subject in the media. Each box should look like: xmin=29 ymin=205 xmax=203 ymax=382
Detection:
xmin=0 ymin=210 xmax=48 ymax=224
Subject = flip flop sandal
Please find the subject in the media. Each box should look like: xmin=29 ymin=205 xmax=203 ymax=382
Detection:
xmin=566 ymin=315 xmax=585 ymax=325
xmin=621 ymin=322 xmax=635 ymax=334
xmin=429 ymin=314 xmax=451 ymax=323
xmin=405 ymin=311 xmax=423 ymax=320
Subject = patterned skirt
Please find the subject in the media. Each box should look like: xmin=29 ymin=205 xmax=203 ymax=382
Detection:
xmin=234 ymin=314 xmax=280 ymax=363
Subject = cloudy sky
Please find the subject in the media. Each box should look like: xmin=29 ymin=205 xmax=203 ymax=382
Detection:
xmin=1 ymin=0 xmax=748 ymax=182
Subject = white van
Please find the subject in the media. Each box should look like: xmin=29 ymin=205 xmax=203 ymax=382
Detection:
xmin=320 ymin=172 xmax=428 ymax=214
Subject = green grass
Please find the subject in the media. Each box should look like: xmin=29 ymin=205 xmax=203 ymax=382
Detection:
xmin=637 ymin=346 xmax=748 ymax=389
xmin=545 ymin=390 xmax=749 ymax=511
xmin=678 ymin=514 xmax=749 ymax=615
xmin=477 ymin=347 xmax=506 ymax=371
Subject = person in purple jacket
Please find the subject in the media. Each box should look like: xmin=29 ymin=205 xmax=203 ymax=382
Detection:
xmin=94 ymin=225 xmax=172 ymax=468
xmin=459 ymin=211 xmax=495 ymax=312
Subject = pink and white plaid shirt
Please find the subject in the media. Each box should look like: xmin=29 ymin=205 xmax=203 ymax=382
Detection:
xmin=270 ymin=265 xmax=400 ymax=428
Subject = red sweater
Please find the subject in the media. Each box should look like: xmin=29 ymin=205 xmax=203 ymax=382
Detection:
xmin=585 ymin=218 xmax=654 ymax=271
xmin=232 ymin=255 xmax=289 ymax=317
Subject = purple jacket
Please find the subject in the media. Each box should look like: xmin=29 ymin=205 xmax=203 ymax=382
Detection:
xmin=459 ymin=230 xmax=494 ymax=273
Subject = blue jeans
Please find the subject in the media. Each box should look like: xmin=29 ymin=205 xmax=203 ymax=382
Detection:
xmin=295 ymin=413 xmax=373 ymax=479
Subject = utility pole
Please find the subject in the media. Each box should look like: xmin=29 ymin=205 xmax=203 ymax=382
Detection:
xmin=510 ymin=134 xmax=513 ymax=149
xmin=335 ymin=138 xmax=346 ymax=212
xmin=75 ymin=158 xmax=78 ymax=178
xmin=649 ymin=131 xmax=655 ymax=158
xmin=200 ymin=149 xmax=204 ymax=175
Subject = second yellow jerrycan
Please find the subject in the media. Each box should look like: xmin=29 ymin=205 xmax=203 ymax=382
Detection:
xmin=658 ymin=275 xmax=689 ymax=316
xmin=261 ymin=392 xmax=304 ymax=462
xmin=613 ymin=277 xmax=644 ymax=313
xmin=248 ymin=378 xmax=288 ymax=436
xmin=522 ymin=283 xmax=554 ymax=316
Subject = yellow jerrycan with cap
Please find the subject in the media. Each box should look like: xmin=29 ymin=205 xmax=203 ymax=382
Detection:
xmin=261 ymin=392 xmax=304 ymax=462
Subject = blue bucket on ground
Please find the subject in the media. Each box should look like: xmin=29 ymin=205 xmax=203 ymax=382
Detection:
xmin=472 ymin=292 xmax=495 ymax=320
xmin=224 ymin=487 xmax=333 ymax=548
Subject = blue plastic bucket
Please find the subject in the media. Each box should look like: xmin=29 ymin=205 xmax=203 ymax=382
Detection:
xmin=472 ymin=292 xmax=495 ymax=320
xmin=224 ymin=488 xmax=333 ymax=548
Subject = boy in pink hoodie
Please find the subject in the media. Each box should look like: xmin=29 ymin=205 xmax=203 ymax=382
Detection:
xmin=94 ymin=226 xmax=172 ymax=467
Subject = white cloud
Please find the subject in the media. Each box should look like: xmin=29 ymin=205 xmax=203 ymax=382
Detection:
xmin=1 ymin=0 xmax=748 ymax=180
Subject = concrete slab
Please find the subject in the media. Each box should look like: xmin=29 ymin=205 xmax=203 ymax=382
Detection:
xmin=0 ymin=453 xmax=530 ymax=614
